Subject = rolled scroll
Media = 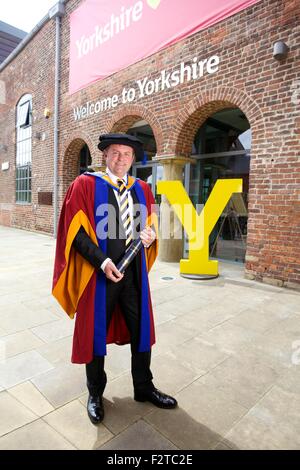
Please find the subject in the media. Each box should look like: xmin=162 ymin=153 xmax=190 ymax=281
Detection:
xmin=116 ymin=237 xmax=144 ymax=274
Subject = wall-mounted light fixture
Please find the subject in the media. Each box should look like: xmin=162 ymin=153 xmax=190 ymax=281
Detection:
xmin=34 ymin=132 xmax=47 ymax=141
xmin=273 ymin=41 xmax=289 ymax=60
xmin=44 ymin=108 xmax=51 ymax=118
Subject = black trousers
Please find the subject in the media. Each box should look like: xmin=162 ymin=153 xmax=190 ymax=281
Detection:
xmin=86 ymin=263 xmax=154 ymax=396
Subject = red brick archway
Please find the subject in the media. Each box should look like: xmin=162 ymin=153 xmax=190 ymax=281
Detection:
xmin=171 ymin=87 xmax=265 ymax=281
xmin=60 ymin=132 xmax=95 ymax=206
xmin=104 ymin=104 xmax=165 ymax=155
xmin=173 ymin=87 xmax=265 ymax=157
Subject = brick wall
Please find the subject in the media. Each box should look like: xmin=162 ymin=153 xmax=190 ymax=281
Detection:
xmin=0 ymin=19 xmax=56 ymax=233
xmin=0 ymin=0 xmax=299 ymax=288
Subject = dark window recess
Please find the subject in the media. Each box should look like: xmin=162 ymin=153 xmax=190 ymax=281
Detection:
xmin=127 ymin=121 xmax=157 ymax=161
xmin=18 ymin=101 xmax=31 ymax=128
xmin=188 ymin=107 xmax=251 ymax=263
xmin=38 ymin=192 xmax=53 ymax=205
xmin=79 ymin=144 xmax=92 ymax=174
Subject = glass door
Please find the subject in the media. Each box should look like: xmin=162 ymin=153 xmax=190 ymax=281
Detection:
xmin=188 ymin=153 xmax=249 ymax=262
xmin=184 ymin=107 xmax=251 ymax=263
xmin=132 ymin=163 xmax=163 ymax=204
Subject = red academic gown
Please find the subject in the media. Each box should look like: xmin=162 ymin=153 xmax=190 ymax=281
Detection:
xmin=52 ymin=173 xmax=158 ymax=364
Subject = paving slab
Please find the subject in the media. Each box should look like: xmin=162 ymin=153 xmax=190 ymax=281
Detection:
xmin=37 ymin=336 xmax=73 ymax=366
xmin=31 ymin=363 xmax=86 ymax=408
xmin=8 ymin=381 xmax=55 ymax=417
xmin=145 ymin=379 xmax=247 ymax=449
xmin=98 ymin=420 xmax=177 ymax=450
xmin=0 ymin=304 xmax=55 ymax=334
xmin=225 ymin=385 xmax=300 ymax=449
xmin=198 ymin=349 xmax=280 ymax=408
xmin=0 ymin=391 xmax=38 ymax=437
xmin=0 ymin=330 xmax=44 ymax=359
xmin=1 ymin=225 xmax=300 ymax=450
xmin=44 ymin=400 xmax=113 ymax=450
xmin=0 ymin=419 xmax=75 ymax=450
xmin=31 ymin=318 xmax=75 ymax=343
xmin=0 ymin=350 xmax=54 ymax=389
xmin=152 ymin=321 xmax=196 ymax=357
xmin=150 ymin=352 xmax=202 ymax=396
xmin=168 ymin=337 xmax=230 ymax=375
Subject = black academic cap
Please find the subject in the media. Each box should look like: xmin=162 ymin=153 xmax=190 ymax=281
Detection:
xmin=97 ymin=133 xmax=144 ymax=161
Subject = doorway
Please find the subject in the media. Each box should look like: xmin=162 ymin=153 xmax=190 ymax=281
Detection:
xmin=132 ymin=163 xmax=163 ymax=205
xmin=184 ymin=108 xmax=250 ymax=263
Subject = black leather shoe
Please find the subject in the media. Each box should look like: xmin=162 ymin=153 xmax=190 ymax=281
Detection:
xmin=134 ymin=388 xmax=178 ymax=409
xmin=87 ymin=394 xmax=104 ymax=424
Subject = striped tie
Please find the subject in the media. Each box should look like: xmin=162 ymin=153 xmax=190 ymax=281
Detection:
xmin=117 ymin=178 xmax=133 ymax=250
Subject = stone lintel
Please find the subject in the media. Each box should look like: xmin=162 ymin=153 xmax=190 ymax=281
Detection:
xmin=152 ymin=155 xmax=195 ymax=166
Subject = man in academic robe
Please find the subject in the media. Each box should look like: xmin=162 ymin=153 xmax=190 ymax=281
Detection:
xmin=52 ymin=133 xmax=177 ymax=425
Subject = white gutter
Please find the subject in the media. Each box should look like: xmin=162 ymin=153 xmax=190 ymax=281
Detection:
xmin=49 ymin=1 xmax=66 ymax=238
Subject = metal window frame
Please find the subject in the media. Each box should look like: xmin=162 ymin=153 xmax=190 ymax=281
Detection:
xmin=17 ymin=100 xmax=31 ymax=128
xmin=16 ymin=163 xmax=32 ymax=204
xmin=191 ymin=150 xmax=250 ymax=160
xmin=16 ymin=95 xmax=33 ymax=204
xmin=132 ymin=161 xmax=159 ymax=197
xmin=183 ymin=150 xmax=250 ymax=260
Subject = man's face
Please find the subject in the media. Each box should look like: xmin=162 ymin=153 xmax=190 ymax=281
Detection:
xmin=104 ymin=144 xmax=135 ymax=178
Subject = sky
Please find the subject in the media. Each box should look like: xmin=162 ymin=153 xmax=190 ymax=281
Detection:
xmin=1 ymin=0 xmax=57 ymax=33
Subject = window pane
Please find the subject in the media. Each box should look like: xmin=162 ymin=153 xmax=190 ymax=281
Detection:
xmin=187 ymin=108 xmax=251 ymax=263
xmin=16 ymin=96 xmax=32 ymax=202
xmin=18 ymin=102 xmax=27 ymax=127
xmin=18 ymin=101 xmax=30 ymax=127
xmin=193 ymin=109 xmax=251 ymax=155
xmin=16 ymin=164 xmax=31 ymax=203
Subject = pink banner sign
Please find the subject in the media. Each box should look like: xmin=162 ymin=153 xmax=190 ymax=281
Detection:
xmin=69 ymin=0 xmax=261 ymax=94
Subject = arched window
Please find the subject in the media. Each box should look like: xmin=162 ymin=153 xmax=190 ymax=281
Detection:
xmin=127 ymin=120 xmax=162 ymax=203
xmin=187 ymin=108 xmax=250 ymax=262
xmin=79 ymin=143 xmax=92 ymax=174
xmin=16 ymin=94 xmax=32 ymax=203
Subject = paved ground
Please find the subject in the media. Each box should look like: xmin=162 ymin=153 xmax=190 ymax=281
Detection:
xmin=0 ymin=225 xmax=300 ymax=450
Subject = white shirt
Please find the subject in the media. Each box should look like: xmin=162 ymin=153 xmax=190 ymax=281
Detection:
xmin=106 ymin=167 xmax=134 ymax=233
xmin=100 ymin=168 xmax=134 ymax=272
xmin=100 ymin=168 xmax=154 ymax=272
